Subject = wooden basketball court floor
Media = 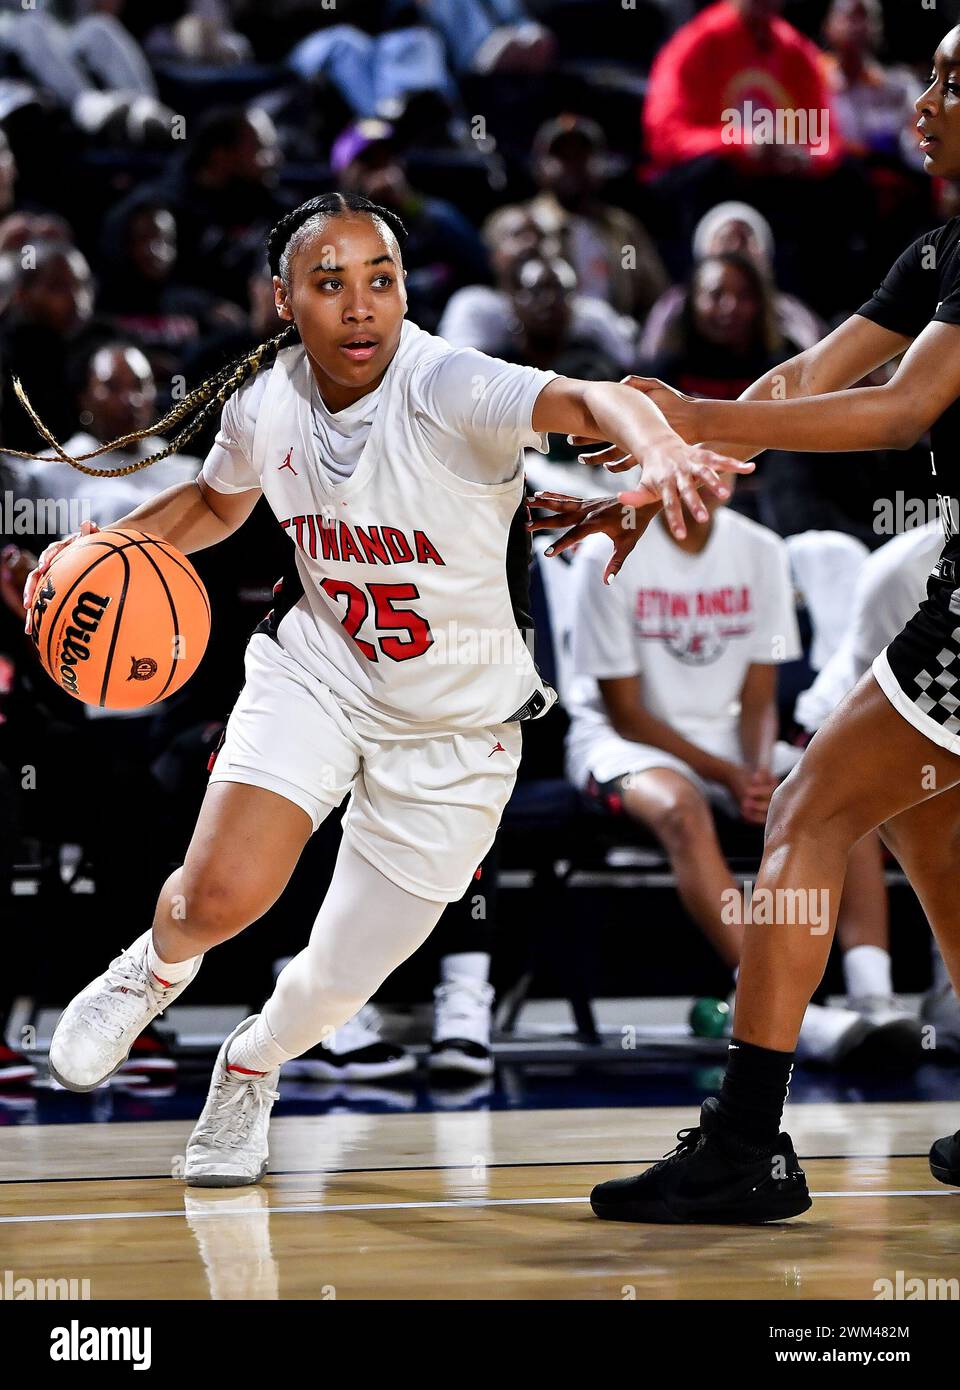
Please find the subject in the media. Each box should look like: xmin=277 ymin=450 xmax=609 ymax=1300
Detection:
xmin=1 ymin=1101 xmax=958 ymax=1299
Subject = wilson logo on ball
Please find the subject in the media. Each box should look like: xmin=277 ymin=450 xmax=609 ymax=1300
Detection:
xmin=56 ymin=591 xmax=111 ymax=695
xmin=127 ymin=656 xmax=158 ymax=681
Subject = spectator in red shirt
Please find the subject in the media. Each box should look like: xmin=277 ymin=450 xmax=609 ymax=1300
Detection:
xmin=641 ymin=0 xmax=885 ymax=316
xmin=644 ymin=0 xmax=843 ymax=176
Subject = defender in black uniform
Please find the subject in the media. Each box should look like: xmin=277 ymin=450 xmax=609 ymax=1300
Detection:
xmin=535 ymin=23 xmax=960 ymax=1223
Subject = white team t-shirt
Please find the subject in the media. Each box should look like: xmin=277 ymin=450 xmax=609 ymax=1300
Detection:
xmin=567 ymin=507 xmax=802 ymax=761
xmin=436 ymin=285 xmax=638 ymax=373
xmin=200 ymin=319 xmax=558 ymax=730
xmin=19 ymin=434 xmax=200 ymax=529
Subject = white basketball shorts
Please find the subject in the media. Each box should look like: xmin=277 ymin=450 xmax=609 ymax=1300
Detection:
xmin=566 ymin=722 xmax=802 ymax=816
xmin=208 ymin=634 xmax=522 ymax=901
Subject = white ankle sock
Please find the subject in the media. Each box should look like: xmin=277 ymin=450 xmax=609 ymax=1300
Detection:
xmin=440 ymin=952 xmax=490 ymax=985
xmin=227 ymin=1014 xmax=296 ymax=1076
xmin=843 ymin=944 xmax=892 ymax=999
xmin=146 ymin=938 xmax=199 ymax=988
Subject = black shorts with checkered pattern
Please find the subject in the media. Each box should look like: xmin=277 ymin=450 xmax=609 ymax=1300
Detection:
xmin=882 ymin=553 xmax=960 ymax=748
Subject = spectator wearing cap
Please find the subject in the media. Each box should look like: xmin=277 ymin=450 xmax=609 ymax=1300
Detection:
xmin=498 ymin=253 xmax=627 ymax=381
xmin=504 ymin=115 xmax=668 ymax=320
xmin=332 ymin=119 xmax=491 ymax=332
xmin=438 ymin=205 xmax=637 ymax=372
xmin=640 ymin=201 xmax=824 ymax=359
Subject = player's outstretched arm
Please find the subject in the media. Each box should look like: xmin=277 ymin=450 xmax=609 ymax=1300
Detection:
xmin=621 ymin=314 xmax=935 ymax=463
xmin=571 ymin=313 xmax=913 ymax=482
xmin=531 ymin=376 xmax=753 ymax=540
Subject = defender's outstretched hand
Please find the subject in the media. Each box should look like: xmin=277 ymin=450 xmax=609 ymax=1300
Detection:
xmin=532 ymin=375 xmax=755 ymax=541
xmin=605 ymin=439 xmax=752 ymax=534
xmin=565 ymin=376 xmax=755 ymax=533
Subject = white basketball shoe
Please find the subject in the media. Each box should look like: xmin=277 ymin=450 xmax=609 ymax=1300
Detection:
xmin=184 ymin=1017 xmax=280 ymax=1188
xmin=429 ymin=978 xmax=495 ymax=1077
xmin=48 ymin=929 xmax=201 ymax=1091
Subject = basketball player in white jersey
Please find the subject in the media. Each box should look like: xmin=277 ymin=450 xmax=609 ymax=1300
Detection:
xmin=21 ymin=193 xmax=750 ymax=1185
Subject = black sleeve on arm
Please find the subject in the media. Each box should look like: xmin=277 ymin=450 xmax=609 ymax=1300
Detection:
xmin=856 ymin=226 xmax=947 ymax=339
xmin=932 ymin=256 xmax=960 ymax=329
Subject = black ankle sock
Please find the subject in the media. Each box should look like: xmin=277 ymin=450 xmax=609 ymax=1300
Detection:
xmin=715 ymin=1038 xmax=795 ymax=1146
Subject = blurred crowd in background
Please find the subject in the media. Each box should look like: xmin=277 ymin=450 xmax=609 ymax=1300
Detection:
xmin=0 ymin=0 xmax=957 ymax=1087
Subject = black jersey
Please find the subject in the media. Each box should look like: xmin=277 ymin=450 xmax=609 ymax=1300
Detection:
xmin=857 ymin=218 xmax=960 ymax=553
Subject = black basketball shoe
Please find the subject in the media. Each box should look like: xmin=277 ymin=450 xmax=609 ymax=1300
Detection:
xmin=591 ymin=1098 xmax=812 ymax=1224
xmin=929 ymin=1129 xmax=960 ymax=1187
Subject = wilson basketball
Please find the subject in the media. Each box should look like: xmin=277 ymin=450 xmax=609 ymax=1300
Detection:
xmin=29 ymin=528 xmax=210 ymax=709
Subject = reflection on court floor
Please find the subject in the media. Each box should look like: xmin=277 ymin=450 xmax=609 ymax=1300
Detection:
xmin=1 ymin=1102 xmax=958 ymax=1300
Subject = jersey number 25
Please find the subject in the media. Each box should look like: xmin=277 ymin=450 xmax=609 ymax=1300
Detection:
xmin=320 ymin=579 xmax=433 ymax=662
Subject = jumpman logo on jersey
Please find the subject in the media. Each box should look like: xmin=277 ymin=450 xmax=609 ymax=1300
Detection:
xmin=488 ymin=741 xmax=506 ymax=756
xmin=278 ymin=447 xmax=298 ymax=475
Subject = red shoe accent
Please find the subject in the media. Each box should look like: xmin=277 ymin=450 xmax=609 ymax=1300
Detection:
xmin=150 ymin=972 xmax=174 ymax=989
xmin=227 ymin=1064 xmax=268 ymax=1076
xmin=0 ymin=1042 xmax=37 ymax=1083
xmin=119 ymin=1027 xmax=177 ymax=1080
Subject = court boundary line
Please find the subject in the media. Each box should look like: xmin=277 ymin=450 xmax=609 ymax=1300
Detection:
xmin=0 ymin=1153 xmax=933 ymax=1186
xmin=0 ymin=1187 xmax=957 ymax=1227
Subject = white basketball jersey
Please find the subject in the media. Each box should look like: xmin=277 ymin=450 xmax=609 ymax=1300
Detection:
xmin=207 ymin=322 xmax=558 ymax=731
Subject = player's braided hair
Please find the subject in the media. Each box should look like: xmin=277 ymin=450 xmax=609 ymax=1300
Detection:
xmin=4 ymin=192 xmax=407 ymax=479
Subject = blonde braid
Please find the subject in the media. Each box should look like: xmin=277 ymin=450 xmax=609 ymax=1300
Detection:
xmin=3 ymin=327 xmax=296 ymax=476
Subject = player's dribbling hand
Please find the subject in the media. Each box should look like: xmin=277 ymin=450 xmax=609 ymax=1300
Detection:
xmin=526 ymin=492 xmax=661 ymax=584
xmin=22 ymin=520 xmax=99 ymax=634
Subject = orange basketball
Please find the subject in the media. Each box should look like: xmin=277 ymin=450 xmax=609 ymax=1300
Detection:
xmin=29 ymin=528 xmax=210 ymax=709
